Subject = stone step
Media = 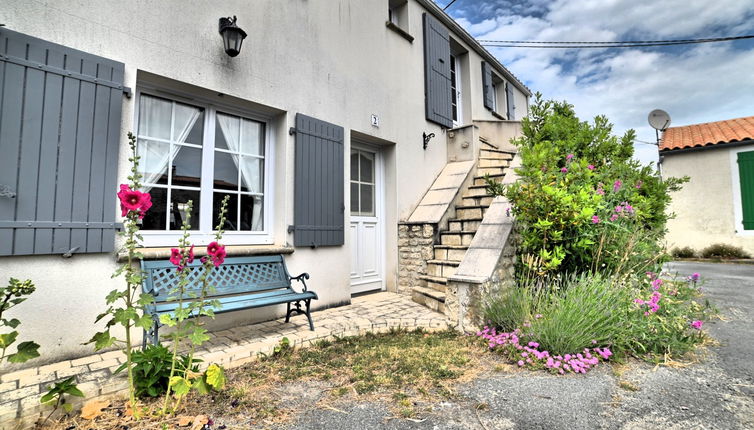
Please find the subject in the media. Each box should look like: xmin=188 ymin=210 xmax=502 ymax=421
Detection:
xmin=448 ymin=217 xmax=482 ymax=232
xmin=463 ymin=185 xmax=493 ymax=198
xmin=418 ymin=274 xmax=448 ymax=293
xmin=473 ymin=173 xmax=505 ymax=186
xmin=480 ymin=139 xmax=499 ymax=150
xmin=462 ymin=195 xmax=493 ymax=207
xmin=439 ymin=230 xmax=475 ymax=246
xmin=478 ymin=158 xmax=510 ymax=168
xmin=411 ymin=286 xmax=446 ymax=314
xmin=433 ymin=245 xmax=468 ymax=261
xmin=476 ymin=166 xmax=506 ymax=177
xmin=425 ymin=259 xmax=461 ymax=278
xmin=455 ymin=205 xmax=487 ymax=220
xmin=480 ymin=148 xmax=514 ymax=158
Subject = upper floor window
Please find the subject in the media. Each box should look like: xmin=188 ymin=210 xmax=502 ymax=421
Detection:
xmin=388 ymin=0 xmax=409 ymax=30
xmin=450 ymin=54 xmax=462 ymax=126
xmin=136 ymin=92 xmax=270 ymax=245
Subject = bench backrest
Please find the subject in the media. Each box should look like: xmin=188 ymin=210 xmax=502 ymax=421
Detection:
xmin=141 ymin=255 xmax=292 ymax=303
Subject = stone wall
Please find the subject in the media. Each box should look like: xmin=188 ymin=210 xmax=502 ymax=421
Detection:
xmin=396 ymin=223 xmax=436 ymax=295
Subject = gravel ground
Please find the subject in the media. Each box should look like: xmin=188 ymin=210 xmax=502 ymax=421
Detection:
xmin=257 ymin=262 xmax=754 ymax=430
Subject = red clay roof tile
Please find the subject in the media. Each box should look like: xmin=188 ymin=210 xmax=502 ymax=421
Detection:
xmin=659 ymin=115 xmax=754 ymax=151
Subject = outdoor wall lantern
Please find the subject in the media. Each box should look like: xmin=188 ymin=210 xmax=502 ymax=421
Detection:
xmin=219 ymin=16 xmax=247 ymax=57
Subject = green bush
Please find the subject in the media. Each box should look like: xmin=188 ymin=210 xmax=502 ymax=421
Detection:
xmin=483 ymin=287 xmax=534 ymax=333
xmin=487 ymin=94 xmax=687 ymax=275
xmin=671 ymin=246 xmax=697 ymax=258
xmin=114 ymin=344 xmax=201 ymax=398
xmin=699 ymin=243 xmax=751 ymax=259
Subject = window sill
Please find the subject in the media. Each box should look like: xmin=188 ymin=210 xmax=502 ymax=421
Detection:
xmin=385 ymin=21 xmax=414 ymax=43
xmin=118 ymin=244 xmax=294 ymax=262
xmin=490 ymin=110 xmax=506 ymax=121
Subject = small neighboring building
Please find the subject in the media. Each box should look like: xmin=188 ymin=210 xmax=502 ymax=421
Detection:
xmin=660 ymin=115 xmax=754 ymax=255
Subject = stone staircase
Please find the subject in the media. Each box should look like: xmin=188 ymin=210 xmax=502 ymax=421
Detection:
xmin=411 ymin=141 xmax=515 ymax=313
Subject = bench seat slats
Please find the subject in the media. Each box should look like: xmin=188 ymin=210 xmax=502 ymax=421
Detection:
xmin=140 ymin=254 xmax=318 ymax=346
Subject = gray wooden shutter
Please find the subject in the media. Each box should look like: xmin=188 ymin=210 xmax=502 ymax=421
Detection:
xmin=423 ymin=13 xmax=453 ymax=128
xmin=505 ymin=82 xmax=516 ymax=120
xmin=292 ymin=113 xmax=345 ymax=247
xmin=0 ymin=28 xmax=125 ymax=256
xmin=481 ymin=62 xmax=494 ymax=111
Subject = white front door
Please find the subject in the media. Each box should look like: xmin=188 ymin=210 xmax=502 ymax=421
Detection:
xmin=350 ymin=147 xmax=384 ymax=294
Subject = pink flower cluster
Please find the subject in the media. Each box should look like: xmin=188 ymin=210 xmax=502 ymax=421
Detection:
xmin=687 ymin=272 xmax=700 ymax=282
xmin=476 ymin=326 xmax=613 ymax=375
xmin=169 ymin=241 xmax=226 ymax=271
xmin=690 ymin=320 xmax=703 ymax=330
xmin=635 ymin=291 xmax=662 ymax=315
xmin=117 ymin=184 xmax=152 ymax=219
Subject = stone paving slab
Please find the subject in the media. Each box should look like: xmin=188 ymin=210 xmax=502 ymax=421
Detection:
xmin=0 ymin=292 xmax=449 ymax=429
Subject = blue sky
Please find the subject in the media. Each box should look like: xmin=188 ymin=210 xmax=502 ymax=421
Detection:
xmin=435 ymin=0 xmax=754 ymax=164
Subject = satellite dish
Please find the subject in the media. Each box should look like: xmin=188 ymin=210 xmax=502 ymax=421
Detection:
xmin=648 ymin=109 xmax=671 ymax=131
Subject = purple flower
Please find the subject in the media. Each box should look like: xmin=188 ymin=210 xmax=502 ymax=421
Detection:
xmin=691 ymin=320 xmax=703 ymax=330
xmin=566 ymin=153 xmax=574 ymax=161
xmin=652 ymin=279 xmax=663 ymax=290
xmin=635 ymin=180 xmax=643 ymax=189
xmin=610 ymin=214 xmax=619 ymax=222
xmin=517 ymin=360 xmax=524 ymax=366
xmin=587 ymin=164 xmax=595 ymax=170
xmin=690 ymin=272 xmax=700 ymax=282
xmin=613 ymin=180 xmax=622 ymax=192
xmin=561 ymin=167 xmax=568 ymax=173
xmin=592 ymin=215 xmax=600 ymax=224
xmin=596 ymin=187 xmax=605 ymax=195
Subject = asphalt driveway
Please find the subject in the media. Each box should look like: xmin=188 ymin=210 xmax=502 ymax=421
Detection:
xmin=275 ymin=262 xmax=754 ymax=430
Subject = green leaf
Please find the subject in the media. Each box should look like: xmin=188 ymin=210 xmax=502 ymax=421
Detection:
xmin=0 ymin=331 xmax=18 ymax=348
xmin=7 ymin=341 xmax=40 ymax=363
xmin=65 ymin=385 xmax=85 ymax=397
xmin=105 ymin=289 xmax=122 ymax=305
xmin=89 ymin=331 xmax=115 ymax=351
xmin=135 ymin=315 xmax=154 ymax=330
xmin=137 ymin=294 xmax=155 ymax=306
xmin=40 ymin=391 xmax=57 ymax=404
xmin=169 ymin=376 xmax=191 ymax=396
xmin=62 ymin=403 xmax=73 ymax=413
xmin=192 ymin=375 xmax=211 ymax=395
xmin=159 ymin=314 xmax=177 ymax=327
xmin=3 ymin=318 xmax=21 ymax=329
xmin=205 ymin=364 xmax=226 ymax=390
xmin=188 ymin=328 xmax=210 ymax=346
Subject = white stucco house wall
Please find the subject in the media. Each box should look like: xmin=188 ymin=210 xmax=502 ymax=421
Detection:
xmin=0 ymin=0 xmax=531 ymax=365
xmin=661 ymin=115 xmax=754 ymax=256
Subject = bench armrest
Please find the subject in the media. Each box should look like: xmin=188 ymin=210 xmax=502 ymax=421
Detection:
xmin=290 ymin=272 xmax=310 ymax=292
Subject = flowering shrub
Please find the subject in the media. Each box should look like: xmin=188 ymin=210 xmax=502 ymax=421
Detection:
xmin=487 ymin=93 xmax=687 ymax=275
xmin=0 ymin=278 xmax=40 ymax=364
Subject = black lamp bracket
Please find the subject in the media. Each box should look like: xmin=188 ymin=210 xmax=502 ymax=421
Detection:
xmin=423 ymin=132 xmax=436 ymax=150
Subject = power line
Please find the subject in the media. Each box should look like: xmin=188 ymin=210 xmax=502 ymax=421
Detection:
xmin=479 ymin=34 xmax=754 ymax=48
xmin=443 ymin=0 xmax=458 ymax=11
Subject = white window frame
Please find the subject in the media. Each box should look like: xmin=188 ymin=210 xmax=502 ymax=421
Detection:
xmin=450 ymin=54 xmax=463 ymax=127
xmin=490 ymin=81 xmax=498 ymax=113
xmin=730 ymin=145 xmax=754 ymax=236
xmin=133 ymin=86 xmax=275 ymax=247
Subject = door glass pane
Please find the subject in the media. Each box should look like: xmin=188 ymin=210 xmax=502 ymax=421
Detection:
xmin=360 ymin=184 xmax=374 ymax=216
xmin=213 ymin=192 xmax=238 ymax=231
xmin=138 ymin=95 xmax=172 ymax=139
xmin=240 ymin=194 xmax=263 ymax=231
xmin=360 ymin=153 xmax=373 ymax=183
xmin=350 ymin=152 xmax=359 ymax=181
xmin=240 ymin=119 xmax=264 ymax=156
xmin=214 ymin=152 xmax=239 ymax=191
xmin=350 ymin=182 xmax=359 ymax=214
xmin=171 ymin=147 xmax=202 ymax=188
xmin=140 ymin=187 xmax=167 ymax=230
xmin=170 ymin=189 xmax=200 ymax=230
xmin=239 ymin=156 xmax=263 ymax=193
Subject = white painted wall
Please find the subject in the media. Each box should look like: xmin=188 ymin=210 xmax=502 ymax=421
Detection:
xmin=663 ymin=145 xmax=754 ymax=256
xmin=0 ymin=0 xmax=529 ymax=363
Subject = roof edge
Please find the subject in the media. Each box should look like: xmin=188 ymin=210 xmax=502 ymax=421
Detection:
xmin=415 ymin=0 xmax=532 ymax=97
xmin=660 ymin=139 xmax=754 ymax=154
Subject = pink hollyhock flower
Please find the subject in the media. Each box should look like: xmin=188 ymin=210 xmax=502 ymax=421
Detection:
xmin=613 ymin=180 xmax=622 ymax=192
xmin=169 ymin=248 xmax=182 ymax=267
xmin=211 ymin=244 xmax=227 ymax=267
xmin=117 ymin=184 xmax=151 ymax=218
xmin=691 ymin=320 xmax=703 ymax=330
xmin=587 ymin=164 xmax=595 ymax=170
xmin=592 ymin=215 xmax=600 ymax=224
xmin=560 ymin=167 xmax=568 ymax=173
xmin=187 ymin=245 xmax=195 ymax=263
xmin=206 ymin=241 xmax=222 ymax=256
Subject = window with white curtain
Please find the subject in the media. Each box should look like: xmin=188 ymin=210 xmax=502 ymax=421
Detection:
xmin=135 ymin=93 xmax=270 ymax=244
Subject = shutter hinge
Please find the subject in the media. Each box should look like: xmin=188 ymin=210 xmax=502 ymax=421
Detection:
xmin=287 ymin=225 xmax=295 ymax=233
xmin=289 ymin=127 xmax=296 ymax=135
xmin=122 ymin=86 xmax=133 ymax=98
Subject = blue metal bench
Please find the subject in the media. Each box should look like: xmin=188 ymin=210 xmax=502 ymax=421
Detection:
xmin=140 ymin=255 xmax=317 ymax=347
